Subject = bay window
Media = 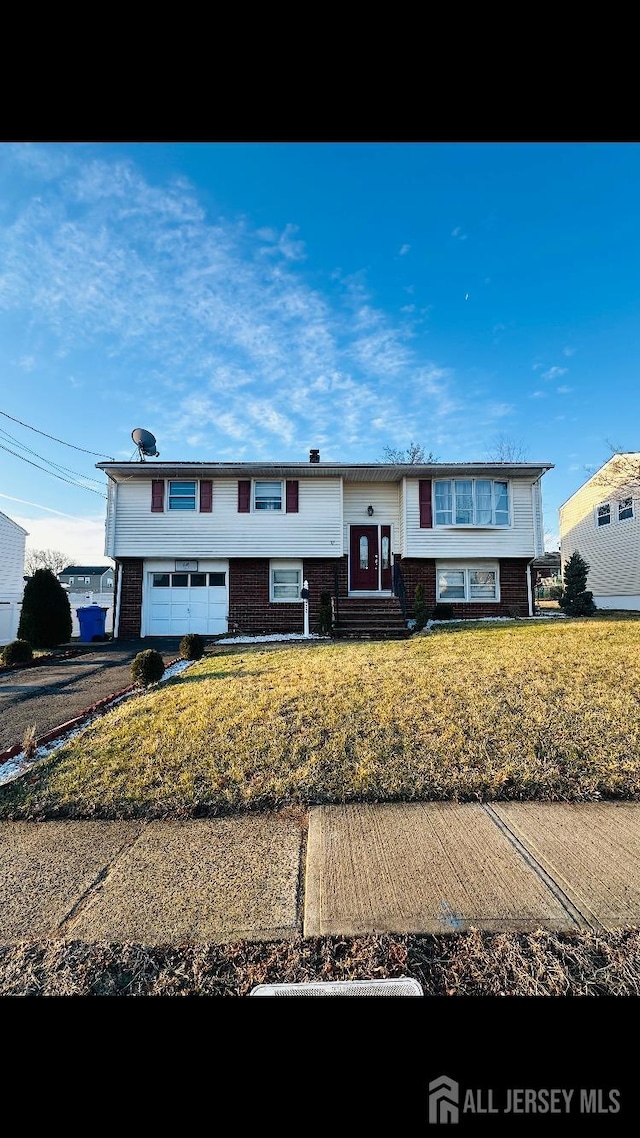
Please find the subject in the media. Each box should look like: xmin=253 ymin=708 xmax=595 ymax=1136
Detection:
xmin=434 ymin=479 xmax=510 ymax=526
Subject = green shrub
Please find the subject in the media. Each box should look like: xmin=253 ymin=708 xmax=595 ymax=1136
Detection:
xmin=1 ymin=639 xmax=34 ymax=666
xmin=413 ymin=584 xmax=430 ymax=631
xmin=558 ymin=551 xmax=597 ymax=616
xmin=433 ymin=603 xmax=455 ymax=620
xmin=317 ymin=591 xmax=333 ymax=635
xmin=179 ymin=632 xmax=206 ymax=660
xmin=18 ymin=569 xmax=72 ymax=649
xmin=131 ymin=649 xmax=165 ymax=687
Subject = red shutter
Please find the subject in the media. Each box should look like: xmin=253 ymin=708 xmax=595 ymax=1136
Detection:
xmin=200 ymin=480 xmax=212 ymax=512
xmin=286 ymin=480 xmax=299 ymax=513
xmin=419 ymin=480 xmax=432 ymax=528
xmin=151 ymin=480 xmax=164 ymax=512
xmin=238 ymin=480 xmax=251 ymax=513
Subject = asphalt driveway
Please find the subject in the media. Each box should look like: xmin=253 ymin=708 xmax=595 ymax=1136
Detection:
xmin=0 ymin=639 xmax=184 ymax=753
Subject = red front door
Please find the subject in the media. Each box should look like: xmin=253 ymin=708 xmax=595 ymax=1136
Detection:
xmin=350 ymin=525 xmax=379 ymax=590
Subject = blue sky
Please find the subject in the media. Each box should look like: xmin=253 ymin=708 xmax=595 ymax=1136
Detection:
xmin=1 ymin=141 xmax=639 ymax=563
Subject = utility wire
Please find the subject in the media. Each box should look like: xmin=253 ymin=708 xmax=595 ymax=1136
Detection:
xmin=0 ymin=442 xmax=107 ymax=497
xmin=0 ymin=426 xmax=107 ymax=486
xmin=0 ymin=409 xmax=114 ymax=459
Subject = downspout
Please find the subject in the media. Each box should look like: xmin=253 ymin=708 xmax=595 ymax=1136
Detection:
xmin=526 ymin=558 xmax=535 ymax=617
xmin=113 ymin=561 xmax=122 ymax=640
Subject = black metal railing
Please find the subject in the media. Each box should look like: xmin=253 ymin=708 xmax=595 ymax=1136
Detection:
xmin=392 ymin=559 xmax=407 ymax=621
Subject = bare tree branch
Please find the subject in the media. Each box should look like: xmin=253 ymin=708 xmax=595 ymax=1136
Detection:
xmin=380 ymin=441 xmax=438 ymax=463
xmin=24 ymin=549 xmax=73 ymax=577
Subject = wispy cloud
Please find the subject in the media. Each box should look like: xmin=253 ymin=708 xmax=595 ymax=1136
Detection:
xmin=0 ymin=145 xmax=527 ymax=464
xmin=540 ymin=366 xmax=568 ymax=381
xmin=556 ymin=385 xmax=572 ymax=394
xmin=451 ymin=226 xmax=468 ymax=241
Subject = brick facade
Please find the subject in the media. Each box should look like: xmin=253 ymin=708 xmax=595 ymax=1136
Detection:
xmin=228 ymin=557 xmax=342 ymax=635
xmin=397 ymin=557 xmax=531 ymax=620
xmin=117 ymin=558 xmax=144 ymax=639
xmin=114 ymin=554 xmax=530 ymax=639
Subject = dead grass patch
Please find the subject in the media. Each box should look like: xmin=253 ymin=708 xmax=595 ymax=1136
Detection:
xmin=2 ymin=615 xmax=640 ymax=819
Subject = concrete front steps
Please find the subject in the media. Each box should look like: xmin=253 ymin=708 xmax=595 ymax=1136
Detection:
xmin=332 ymin=597 xmax=411 ymax=640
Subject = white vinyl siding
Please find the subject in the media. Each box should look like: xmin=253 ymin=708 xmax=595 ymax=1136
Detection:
xmin=404 ymin=479 xmax=539 ymax=558
xmin=559 ymin=453 xmax=640 ymax=604
xmin=342 ymin=482 xmax=400 ymax=555
xmin=0 ymin=512 xmax=28 ymax=645
xmin=270 ymin=560 xmax=303 ymax=602
xmin=436 ymin=562 xmax=500 ymax=603
xmin=109 ymin=478 xmax=342 ymax=558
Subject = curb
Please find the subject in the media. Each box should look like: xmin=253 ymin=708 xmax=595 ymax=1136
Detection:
xmin=0 ymin=656 xmax=184 ymax=768
xmin=0 ymin=647 xmax=87 ymax=677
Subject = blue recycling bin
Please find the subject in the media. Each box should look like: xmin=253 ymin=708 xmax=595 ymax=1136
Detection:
xmin=77 ymin=604 xmax=108 ymax=642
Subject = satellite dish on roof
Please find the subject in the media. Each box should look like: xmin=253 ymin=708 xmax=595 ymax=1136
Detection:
xmin=132 ymin=428 xmax=160 ymax=461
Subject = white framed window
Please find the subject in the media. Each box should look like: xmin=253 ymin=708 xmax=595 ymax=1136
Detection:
xmin=596 ymin=502 xmax=611 ymax=526
xmin=618 ymin=497 xmax=634 ymax=521
xmin=105 ymin=578 xmax=113 ymax=587
xmin=168 ymin=481 xmax=197 ymax=510
xmin=436 ymin=562 xmax=500 ymax=602
xmin=270 ymin=560 xmax=302 ymax=602
xmin=255 ymin=481 xmax=283 ymax=511
xmin=434 ymin=479 xmax=510 ymax=526
xmin=68 ymin=577 xmax=74 ymax=585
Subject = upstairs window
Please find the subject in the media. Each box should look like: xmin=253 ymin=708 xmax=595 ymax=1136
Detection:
xmin=619 ymin=497 xmax=633 ymax=521
xmin=255 ymin=481 xmax=282 ymax=511
xmin=597 ymin=503 xmax=611 ymax=526
xmin=168 ymin=481 xmax=196 ymax=510
xmin=434 ymin=479 xmax=510 ymax=526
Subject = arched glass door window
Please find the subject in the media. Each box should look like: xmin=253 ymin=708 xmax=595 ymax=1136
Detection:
xmin=381 ymin=535 xmax=390 ymax=569
xmin=359 ymin=536 xmax=369 ymax=569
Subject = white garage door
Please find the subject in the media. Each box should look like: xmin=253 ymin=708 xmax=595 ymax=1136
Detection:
xmin=147 ymin=569 xmax=228 ymax=636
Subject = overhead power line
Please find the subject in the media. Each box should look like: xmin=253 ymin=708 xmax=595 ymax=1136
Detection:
xmin=0 ymin=442 xmax=107 ymax=497
xmin=0 ymin=426 xmax=107 ymax=486
xmin=0 ymin=409 xmax=114 ymax=459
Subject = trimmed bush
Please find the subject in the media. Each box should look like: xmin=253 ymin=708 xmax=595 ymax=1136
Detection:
xmin=18 ymin=568 xmax=72 ymax=649
xmin=1 ymin=639 xmax=33 ymax=666
xmin=317 ymin=591 xmax=333 ymax=635
xmin=179 ymin=633 xmax=205 ymax=660
xmin=413 ymin=584 xmax=430 ymax=631
xmin=131 ymin=649 xmax=165 ymax=687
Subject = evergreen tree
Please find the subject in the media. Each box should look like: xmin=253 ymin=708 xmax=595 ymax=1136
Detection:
xmin=18 ymin=568 xmax=73 ymax=648
xmin=559 ymin=552 xmax=596 ymax=616
xmin=413 ymin=584 xmax=430 ymax=630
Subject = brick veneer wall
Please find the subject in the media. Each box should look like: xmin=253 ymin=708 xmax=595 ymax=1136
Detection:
xmin=117 ymin=559 xmax=144 ymax=639
xmin=228 ymin=557 xmax=343 ymax=635
xmin=397 ymin=557 xmax=531 ymax=619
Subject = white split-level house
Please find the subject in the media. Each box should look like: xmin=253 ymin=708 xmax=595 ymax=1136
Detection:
xmin=97 ymin=451 xmax=553 ymax=640
xmin=559 ymin=452 xmax=640 ymax=610
xmin=0 ymin=511 xmax=28 ymax=646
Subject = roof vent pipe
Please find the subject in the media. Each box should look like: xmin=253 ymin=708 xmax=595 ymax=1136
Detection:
xmin=309 ymin=449 xmax=320 ymax=463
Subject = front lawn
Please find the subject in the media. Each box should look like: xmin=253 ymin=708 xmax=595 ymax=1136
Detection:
xmin=2 ymin=615 xmax=640 ymax=819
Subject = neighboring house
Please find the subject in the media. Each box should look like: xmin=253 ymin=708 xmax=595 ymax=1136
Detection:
xmin=532 ymin=552 xmax=562 ymax=592
xmin=559 ymin=452 xmax=640 ymax=610
xmin=58 ymin=566 xmax=115 ymax=592
xmin=58 ymin=565 xmax=115 ymax=638
xmin=0 ymin=511 xmax=28 ymax=646
xmin=97 ymin=451 xmax=553 ymax=640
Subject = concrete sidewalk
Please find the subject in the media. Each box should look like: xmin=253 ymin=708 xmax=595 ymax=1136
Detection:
xmin=1 ymin=801 xmax=640 ymax=945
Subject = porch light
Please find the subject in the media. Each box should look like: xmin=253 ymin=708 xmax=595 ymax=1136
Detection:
xmin=367 ymin=504 xmax=374 ymax=516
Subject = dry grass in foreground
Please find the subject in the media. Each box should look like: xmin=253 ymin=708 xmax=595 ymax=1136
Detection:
xmin=2 ymin=614 xmax=640 ymax=820
xmin=1 ymin=928 xmax=640 ymax=996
